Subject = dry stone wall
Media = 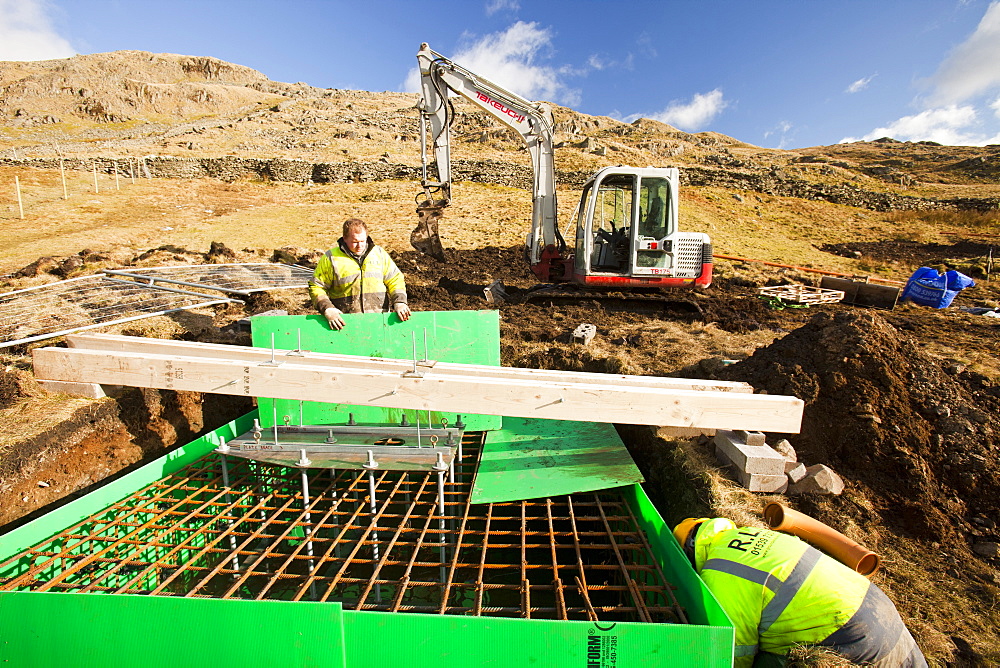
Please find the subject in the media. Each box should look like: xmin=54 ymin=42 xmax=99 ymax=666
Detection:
xmin=2 ymin=156 xmax=996 ymax=213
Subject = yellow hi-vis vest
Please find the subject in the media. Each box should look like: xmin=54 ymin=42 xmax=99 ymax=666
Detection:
xmin=309 ymin=240 xmax=407 ymax=314
xmin=695 ymin=523 xmax=870 ymax=667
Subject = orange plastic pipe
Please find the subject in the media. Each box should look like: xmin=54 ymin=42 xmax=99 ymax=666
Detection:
xmin=763 ymin=502 xmax=880 ymax=577
xmin=713 ymin=254 xmax=904 ymax=286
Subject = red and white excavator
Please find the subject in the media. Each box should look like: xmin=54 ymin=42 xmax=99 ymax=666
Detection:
xmin=411 ymin=42 xmax=713 ymax=292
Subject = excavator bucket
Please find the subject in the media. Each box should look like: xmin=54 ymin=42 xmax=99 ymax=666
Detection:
xmin=411 ymin=200 xmax=448 ymax=261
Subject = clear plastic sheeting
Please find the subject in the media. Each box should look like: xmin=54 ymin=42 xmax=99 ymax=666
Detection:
xmin=104 ymin=263 xmax=313 ymax=296
xmin=0 ymin=275 xmax=235 ymax=348
xmin=0 ymin=263 xmax=312 ymax=348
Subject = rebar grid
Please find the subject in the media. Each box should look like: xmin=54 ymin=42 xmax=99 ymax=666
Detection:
xmin=0 ymin=432 xmax=687 ymax=624
xmin=0 ymin=275 xmax=230 ymax=348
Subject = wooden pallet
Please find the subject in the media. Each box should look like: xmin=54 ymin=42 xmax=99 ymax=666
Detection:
xmin=758 ymin=284 xmax=845 ymax=305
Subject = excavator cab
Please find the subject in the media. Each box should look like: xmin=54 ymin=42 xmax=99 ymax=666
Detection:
xmin=571 ymin=166 xmax=712 ymax=287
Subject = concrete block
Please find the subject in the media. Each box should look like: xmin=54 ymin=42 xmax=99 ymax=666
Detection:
xmin=660 ymin=426 xmax=716 ymax=439
xmin=36 ymin=380 xmax=106 ymax=399
xmin=735 ymin=430 xmax=766 ymax=447
xmin=773 ymin=438 xmax=797 ymax=462
xmin=572 ymin=323 xmax=596 ymax=345
xmin=785 ymin=461 xmax=807 ymax=484
xmin=714 ymin=430 xmax=785 ymax=476
xmin=789 ymin=464 xmax=845 ymax=495
xmin=735 ymin=468 xmax=788 ymax=493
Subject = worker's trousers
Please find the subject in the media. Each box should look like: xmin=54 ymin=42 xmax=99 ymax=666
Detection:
xmin=821 ymin=583 xmax=927 ymax=668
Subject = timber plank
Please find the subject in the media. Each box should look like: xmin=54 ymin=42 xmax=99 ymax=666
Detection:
xmin=33 ymin=346 xmax=802 ymax=432
xmin=64 ymin=334 xmax=754 ymax=394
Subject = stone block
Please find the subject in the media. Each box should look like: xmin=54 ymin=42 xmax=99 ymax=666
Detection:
xmin=773 ymin=438 xmax=797 ymax=462
xmin=785 ymin=461 xmax=807 ymax=484
xmin=36 ymin=380 xmax=106 ymax=399
xmin=714 ymin=430 xmax=785 ymax=476
xmin=735 ymin=430 xmax=766 ymax=447
xmin=972 ymin=542 xmax=1000 ymax=558
xmin=789 ymin=464 xmax=845 ymax=495
xmin=735 ymin=468 xmax=788 ymax=493
xmin=659 ymin=426 xmax=716 ymax=439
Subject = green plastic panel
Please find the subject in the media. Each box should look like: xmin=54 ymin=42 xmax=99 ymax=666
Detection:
xmin=341 ymin=606 xmax=732 ymax=668
xmin=0 ymin=411 xmax=733 ymax=667
xmin=0 ymin=592 xmax=345 ymax=668
xmin=251 ymin=311 xmax=501 ymax=431
xmin=620 ymin=483 xmax=734 ymax=634
xmin=470 ymin=416 xmax=644 ymax=504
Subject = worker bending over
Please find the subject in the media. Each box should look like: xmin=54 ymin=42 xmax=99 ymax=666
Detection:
xmin=673 ymin=518 xmax=926 ymax=668
xmin=309 ymin=218 xmax=412 ymax=330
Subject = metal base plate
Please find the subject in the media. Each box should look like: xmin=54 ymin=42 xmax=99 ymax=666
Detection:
xmin=220 ymin=424 xmax=461 ymax=471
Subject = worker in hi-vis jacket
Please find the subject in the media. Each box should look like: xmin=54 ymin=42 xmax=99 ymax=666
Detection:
xmin=309 ymin=218 xmax=411 ymax=330
xmin=673 ymin=518 xmax=926 ymax=668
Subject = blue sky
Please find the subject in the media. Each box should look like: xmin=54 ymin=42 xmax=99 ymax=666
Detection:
xmin=2 ymin=0 xmax=1000 ymax=148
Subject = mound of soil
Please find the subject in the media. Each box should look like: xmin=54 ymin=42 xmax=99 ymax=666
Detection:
xmin=719 ymin=310 xmax=1000 ymax=543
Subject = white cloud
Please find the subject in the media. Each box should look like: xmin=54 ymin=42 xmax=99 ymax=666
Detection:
xmin=403 ymin=22 xmax=580 ymax=105
xmin=840 ymin=105 xmax=1000 ymax=145
xmin=846 ymin=74 xmax=876 ymax=94
xmin=635 ymin=32 xmax=657 ymax=59
xmin=847 ymin=3 xmax=1000 ymax=147
xmin=485 ymin=0 xmax=519 ymax=16
xmin=764 ymin=121 xmax=794 ymax=149
xmin=587 ymin=54 xmax=606 ymax=70
xmin=928 ymin=1 xmax=1000 ymax=105
xmin=627 ymin=89 xmax=728 ymax=131
xmin=0 ymin=0 xmax=75 ymax=62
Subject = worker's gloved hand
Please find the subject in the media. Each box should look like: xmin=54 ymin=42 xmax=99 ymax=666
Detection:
xmin=323 ymin=306 xmax=346 ymax=330
xmin=394 ymin=303 xmax=412 ymax=321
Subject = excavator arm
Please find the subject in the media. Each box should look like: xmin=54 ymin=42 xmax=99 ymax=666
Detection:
xmin=413 ymin=43 xmax=564 ymax=266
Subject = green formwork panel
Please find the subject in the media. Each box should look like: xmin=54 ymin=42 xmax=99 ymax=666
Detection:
xmin=0 ymin=592 xmax=346 ymax=668
xmin=620 ymin=484 xmax=734 ymax=632
xmin=251 ymin=311 xmax=502 ymax=431
xmin=0 ymin=413 xmax=734 ymax=667
xmin=341 ymin=607 xmax=732 ymax=668
xmin=471 ymin=416 xmax=644 ymax=503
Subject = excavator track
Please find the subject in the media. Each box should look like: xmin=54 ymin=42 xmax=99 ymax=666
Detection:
xmin=521 ymin=284 xmax=705 ymax=317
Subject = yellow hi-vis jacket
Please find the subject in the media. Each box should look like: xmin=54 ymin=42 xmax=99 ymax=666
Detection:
xmin=694 ymin=520 xmax=869 ymax=667
xmin=309 ymin=238 xmax=407 ymax=314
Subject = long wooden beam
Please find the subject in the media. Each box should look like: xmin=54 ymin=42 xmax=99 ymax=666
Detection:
xmin=64 ymin=334 xmax=754 ymax=394
xmin=34 ymin=340 xmax=802 ymax=433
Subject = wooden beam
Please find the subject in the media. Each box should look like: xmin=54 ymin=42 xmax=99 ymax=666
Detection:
xmin=34 ymin=343 xmax=803 ymax=433
xmin=64 ymin=334 xmax=754 ymax=394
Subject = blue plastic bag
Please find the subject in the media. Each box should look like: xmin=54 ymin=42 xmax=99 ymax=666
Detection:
xmin=900 ymin=267 xmax=975 ymax=308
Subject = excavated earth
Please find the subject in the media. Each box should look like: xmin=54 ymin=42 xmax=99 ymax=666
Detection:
xmin=0 ymin=235 xmax=1000 ymax=665
xmin=3 ymin=246 xmax=1000 ymax=665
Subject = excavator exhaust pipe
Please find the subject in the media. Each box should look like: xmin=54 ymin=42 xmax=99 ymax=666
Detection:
xmin=763 ymin=502 xmax=881 ymax=577
xmin=412 ymin=199 xmax=448 ymax=261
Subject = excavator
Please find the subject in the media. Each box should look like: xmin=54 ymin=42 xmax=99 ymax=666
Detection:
xmin=411 ymin=42 xmax=713 ymax=297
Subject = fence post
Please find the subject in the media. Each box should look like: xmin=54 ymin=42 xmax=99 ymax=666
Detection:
xmin=15 ymin=175 xmax=24 ymax=219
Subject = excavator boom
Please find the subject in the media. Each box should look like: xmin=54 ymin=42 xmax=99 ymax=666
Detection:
xmin=413 ymin=42 xmax=561 ymax=269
